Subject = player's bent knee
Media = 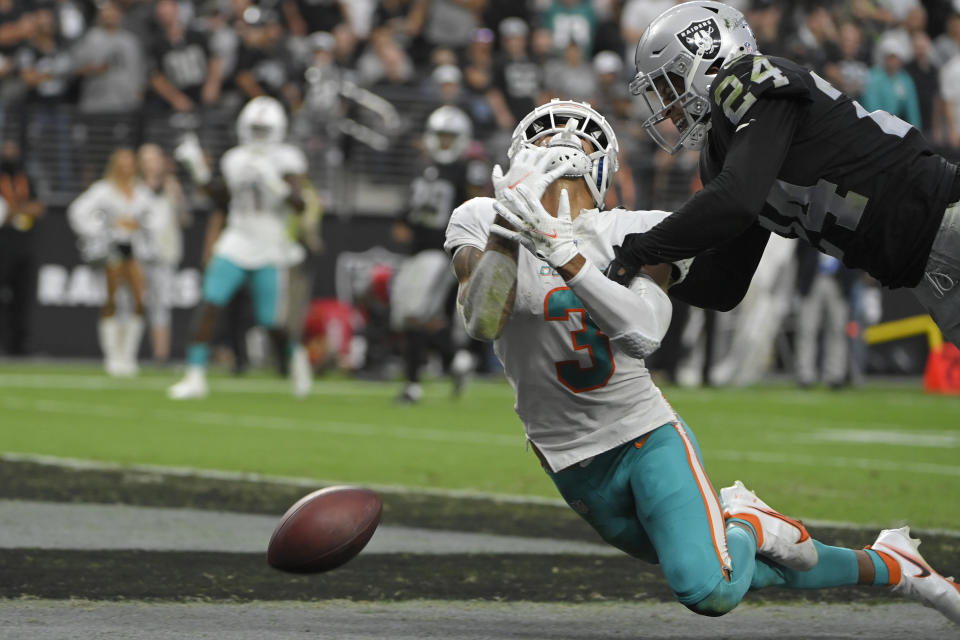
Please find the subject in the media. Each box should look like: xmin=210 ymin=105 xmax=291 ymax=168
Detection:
xmin=686 ymin=584 xmax=741 ymax=617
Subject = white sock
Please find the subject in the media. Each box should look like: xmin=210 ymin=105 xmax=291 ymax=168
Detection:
xmin=122 ymin=315 xmax=145 ymax=372
xmin=98 ymin=316 xmax=120 ymax=372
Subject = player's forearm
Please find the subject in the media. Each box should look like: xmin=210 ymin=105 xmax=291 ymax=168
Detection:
xmin=669 ymin=225 xmax=771 ymax=311
xmin=566 ymin=260 xmax=673 ymax=360
xmin=459 ymin=231 xmax=518 ymax=341
xmin=622 ymin=98 xmax=800 ymax=266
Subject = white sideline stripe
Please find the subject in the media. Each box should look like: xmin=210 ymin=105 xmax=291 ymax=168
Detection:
xmin=0 ymin=397 xmax=524 ymax=448
xmin=0 ymin=500 xmax=619 ymax=556
xmin=0 ymin=374 xmax=508 ymax=397
xmin=808 ymin=429 xmax=960 ymax=448
xmin=3 ymin=454 xmax=960 ymax=538
xmin=707 ymin=449 xmax=960 ymax=478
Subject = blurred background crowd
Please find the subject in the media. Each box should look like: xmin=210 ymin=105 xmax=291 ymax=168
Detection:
xmin=1 ymin=0 xmax=958 ymax=388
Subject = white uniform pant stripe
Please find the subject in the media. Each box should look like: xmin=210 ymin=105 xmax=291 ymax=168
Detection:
xmin=673 ymin=422 xmax=731 ymax=574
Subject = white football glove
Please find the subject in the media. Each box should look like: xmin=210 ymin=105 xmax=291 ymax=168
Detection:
xmin=494 ymin=185 xmax=579 ymax=268
xmin=491 ymin=143 xmax=586 ymax=207
xmin=173 ymin=133 xmax=211 ymax=186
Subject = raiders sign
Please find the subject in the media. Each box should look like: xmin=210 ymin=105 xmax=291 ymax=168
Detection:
xmin=676 ymin=18 xmax=721 ymax=59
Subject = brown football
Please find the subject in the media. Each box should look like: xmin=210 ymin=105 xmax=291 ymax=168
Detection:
xmin=267 ymin=486 xmax=382 ymax=573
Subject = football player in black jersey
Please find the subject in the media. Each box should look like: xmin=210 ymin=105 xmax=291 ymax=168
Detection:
xmin=391 ymin=105 xmax=487 ymax=403
xmin=608 ymin=1 xmax=960 ymax=347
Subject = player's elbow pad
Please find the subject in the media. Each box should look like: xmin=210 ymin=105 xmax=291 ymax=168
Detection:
xmin=611 ymin=331 xmax=662 ymax=360
xmin=568 ymin=265 xmax=672 ymax=360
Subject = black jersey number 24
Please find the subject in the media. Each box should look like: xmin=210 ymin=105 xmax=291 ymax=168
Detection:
xmin=718 ymin=60 xmax=913 ymax=257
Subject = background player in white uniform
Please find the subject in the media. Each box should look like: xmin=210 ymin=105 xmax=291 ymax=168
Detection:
xmin=445 ymin=99 xmax=960 ymax=624
xmin=168 ymin=96 xmax=311 ymax=399
xmin=68 ymin=147 xmax=154 ymax=377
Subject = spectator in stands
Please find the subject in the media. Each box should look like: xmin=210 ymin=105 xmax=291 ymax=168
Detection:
xmin=0 ymin=139 xmax=45 ymax=356
xmin=590 ymin=50 xmax=630 ymax=120
xmin=861 ymin=34 xmax=922 ymax=128
xmin=933 ymin=12 xmax=960 ymax=65
xmin=939 ymin=49 xmax=960 ymax=150
xmin=744 ymin=0 xmax=784 ymax=57
xmin=461 ymin=27 xmax=498 ymax=140
xmin=487 ymin=17 xmax=546 ymax=131
xmin=592 ymin=0 xmax=625 ymax=59
xmin=234 ymin=6 xmax=300 ymax=110
xmin=51 ymin=0 xmax=90 ymax=44
xmin=17 ymin=4 xmax=75 ymax=187
xmin=542 ymin=0 xmax=596 ymax=56
xmin=147 ymin=0 xmax=223 ymax=115
xmin=138 ymin=143 xmax=185 ymax=365
xmin=543 ymin=42 xmax=596 ymax=103
xmin=370 ymin=0 xmax=428 ymax=64
xmin=72 ymin=0 xmax=145 ymax=115
xmin=282 ymin=0 xmax=349 ymax=38
xmin=357 ymin=28 xmax=414 ymax=89
xmin=784 ymin=2 xmax=836 ymax=72
xmin=421 ymin=0 xmax=481 ymax=62
xmin=621 ymin=0 xmax=676 ymax=62
xmin=905 ymin=30 xmax=950 ymax=146
xmin=823 ymin=21 xmax=871 ymax=99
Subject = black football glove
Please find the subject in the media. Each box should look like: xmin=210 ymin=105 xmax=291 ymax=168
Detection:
xmin=604 ymin=239 xmax=645 ymax=285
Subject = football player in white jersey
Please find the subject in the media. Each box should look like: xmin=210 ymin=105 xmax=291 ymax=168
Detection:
xmin=168 ymin=96 xmax=312 ymax=399
xmin=445 ymin=99 xmax=960 ymax=624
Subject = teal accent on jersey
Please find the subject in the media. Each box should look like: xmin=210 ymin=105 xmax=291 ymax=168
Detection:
xmin=865 ymin=548 xmax=891 ymax=585
xmin=203 ymin=255 xmax=283 ymax=328
xmin=544 ymin=287 xmax=614 ymax=392
xmin=186 ymin=343 xmax=209 ymax=367
xmin=546 ymin=419 xmax=728 ymax=605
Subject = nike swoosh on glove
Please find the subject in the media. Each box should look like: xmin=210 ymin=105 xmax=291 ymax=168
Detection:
xmin=494 ymin=185 xmax=579 ymax=268
xmin=491 ymin=145 xmax=584 ymax=207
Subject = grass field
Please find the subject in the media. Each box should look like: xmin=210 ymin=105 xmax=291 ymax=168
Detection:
xmin=2 ymin=362 xmax=958 ymax=531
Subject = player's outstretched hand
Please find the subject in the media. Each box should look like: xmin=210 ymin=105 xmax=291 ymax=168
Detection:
xmin=491 ymin=144 xmax=585 ymax=206
xmin=494 ymin=185 xmax=578 ymax=268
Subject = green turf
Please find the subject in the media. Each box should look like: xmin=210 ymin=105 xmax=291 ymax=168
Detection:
xmin=1 ymin=363 xmax=958 ymax=530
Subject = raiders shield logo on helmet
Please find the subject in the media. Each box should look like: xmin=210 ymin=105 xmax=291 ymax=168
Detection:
xmin=676 ymin=18 xmax=721 ymax=60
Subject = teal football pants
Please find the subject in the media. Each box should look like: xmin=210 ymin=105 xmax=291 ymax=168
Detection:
xmin=547 ymin=420 xmax=730 ymax=606
xmin=546 ymin=419 xmax=866 ymax=614
xmin=202 ymin=255 xmax=286 ymax=328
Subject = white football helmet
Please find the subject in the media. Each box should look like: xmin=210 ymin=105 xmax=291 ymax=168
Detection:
xmin=423 ymin=105 xmax=473 ymax=165
xmin=236 ymin=96 xmax=288 ymax=145
xmin=631 ymin=1 xmax=757 ymax=153
xmin=509 ymin=99 xmax=619 ymax=210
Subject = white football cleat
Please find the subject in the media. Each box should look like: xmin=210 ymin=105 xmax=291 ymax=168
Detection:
xmin=290 ymin=345 xmax=313 ymax=399
xmin=167 ymin=367 xmax=208 ymax=400
xmin=870 ymin=526 xmax=960 ymax=624
xmin=720 ymin=480 xmax=818 ymax=571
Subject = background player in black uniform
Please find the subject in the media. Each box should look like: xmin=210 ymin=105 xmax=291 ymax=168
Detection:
xmin=607 ymin=1 xmax=960 ymax=347
xmin=391 ymin=105 xmax=486 ymax=403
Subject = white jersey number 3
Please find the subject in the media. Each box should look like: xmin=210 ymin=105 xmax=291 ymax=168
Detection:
xmin=545 ymin=287 xmax=615 ymax=393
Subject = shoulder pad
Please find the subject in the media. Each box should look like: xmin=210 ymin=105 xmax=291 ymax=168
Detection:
xmin=711 ymin=55 xmax=811 ymax=125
